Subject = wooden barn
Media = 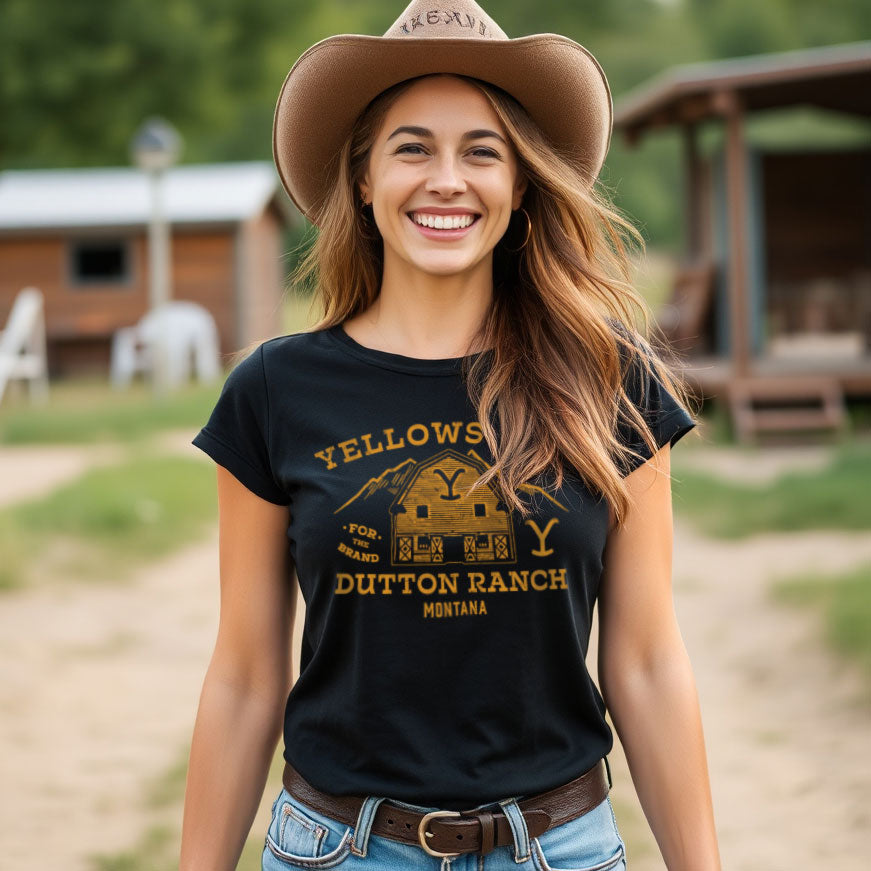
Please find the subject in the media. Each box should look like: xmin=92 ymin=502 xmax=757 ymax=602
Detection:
xmin=614 ymin=41 xmax=871 ymax=440
xmin=0 ymin=161 xmax=299 ymax=377
xmin=390 ymin=449 xmax=515 ymax=566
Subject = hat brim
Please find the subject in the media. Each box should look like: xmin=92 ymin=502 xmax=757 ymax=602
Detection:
xmin=273 ymin=34 xmax=613 ymax=225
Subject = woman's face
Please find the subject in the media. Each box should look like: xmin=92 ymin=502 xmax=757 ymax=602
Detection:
xmin=359 ymin=75 xmax=527 ymax=279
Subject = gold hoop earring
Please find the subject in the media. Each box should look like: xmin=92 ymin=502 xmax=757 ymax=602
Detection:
xmin=503 ymin=207 xmax=531 ymax=253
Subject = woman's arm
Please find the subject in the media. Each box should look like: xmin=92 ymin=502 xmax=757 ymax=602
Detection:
xmin=179 ymin=465 xmax=297 ymax=871
xmin=598 ymin=445 xmax=721 ymax=871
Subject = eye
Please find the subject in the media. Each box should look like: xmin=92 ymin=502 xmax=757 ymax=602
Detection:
xmin=394 ymin=144 xmax=500 ymax=159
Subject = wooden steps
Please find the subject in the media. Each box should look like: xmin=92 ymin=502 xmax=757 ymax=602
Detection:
xmin=727 ymin=376 xmax=848 ymax=444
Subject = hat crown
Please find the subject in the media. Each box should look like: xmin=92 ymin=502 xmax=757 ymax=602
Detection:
xmin=383 ymin=0 xmax=508 ymax=40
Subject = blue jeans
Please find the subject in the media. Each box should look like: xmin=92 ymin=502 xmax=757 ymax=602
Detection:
xmin=261 ymin=781 xmax=628 ymax=871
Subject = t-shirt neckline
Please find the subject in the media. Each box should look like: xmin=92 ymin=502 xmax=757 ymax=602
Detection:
xmin=325 ymin=323 xmax=492 ymax=376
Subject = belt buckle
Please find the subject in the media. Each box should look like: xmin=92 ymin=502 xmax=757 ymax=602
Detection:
xmin=417 ymin=810 xmax=461 ymax=857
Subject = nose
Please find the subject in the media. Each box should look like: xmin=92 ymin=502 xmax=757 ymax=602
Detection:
xmin=424 ymin=153 xmax=467 ymax=197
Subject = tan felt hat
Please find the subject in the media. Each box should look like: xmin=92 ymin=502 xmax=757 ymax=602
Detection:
xmin=272 ymin=0 xmax=613 ymax=226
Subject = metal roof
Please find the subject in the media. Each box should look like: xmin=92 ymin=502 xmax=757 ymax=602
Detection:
xmin=615 ymin=40 xmax=871 ymax=130
xmin=0 ymin=161 xmax=299 ymax=231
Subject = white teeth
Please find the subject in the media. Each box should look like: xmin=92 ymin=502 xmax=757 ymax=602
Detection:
xmin=412 ymin=213 xmax=475 ymax=229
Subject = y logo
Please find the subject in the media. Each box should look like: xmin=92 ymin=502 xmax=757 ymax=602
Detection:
xmin=525 ymin=518 xmax=559 ymax=557
xmin=433 ymin=467 xmax=466 ymax=501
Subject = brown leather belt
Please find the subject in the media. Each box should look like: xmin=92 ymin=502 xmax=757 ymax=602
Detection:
xmin=282 ymin=757 xmax=611 ymax=858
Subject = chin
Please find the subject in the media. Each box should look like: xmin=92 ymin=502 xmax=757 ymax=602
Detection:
xmin=411 ymin=257 xmax=479 ymax=276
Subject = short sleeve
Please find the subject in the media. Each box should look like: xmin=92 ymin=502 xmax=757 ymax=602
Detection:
xmin=615 ymin=332 xmax=697 ymax=477
xmin=191 ymin=344 xmax=289 ymax=505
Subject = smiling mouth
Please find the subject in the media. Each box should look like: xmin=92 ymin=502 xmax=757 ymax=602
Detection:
xmin=406 ymin=212 xmax=482 ymax=231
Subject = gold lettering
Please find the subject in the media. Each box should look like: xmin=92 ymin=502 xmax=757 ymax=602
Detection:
xmin=548 ymin=568 xmax=568 ymax=590
xmin=465 ymin=421 xmax=483 ymax=443
xmin=430 ymin=421 xmax=464 ymax=444
xmin=485 ymin=572 xmax=509 ymax=593
xmin=423 ymin=599 xmax=487 ymax=618
xmin=407 ymin=423 xmax=429 ymax=446
xmin=467 ymin=571 xmax=486 ymax=593
xmin=335 ymin=573 xmax=355 ymax=593
xmin=356 ymin=573 xmax=378 ymax=594
xmin=383 ymin=428 xmax=406 ymax=450
xmin=337 ymin=542 xmax=379 ymax=562
xmin=360 ymin=432 xmax=385 ymax=455
xmin=337 ymin=437 xmax=362 ymax=462
xmin=417 ymin=572 xmax=437 ymax=594
xmin=530 ymin=569 xmax=549 ymax=591
xmin=314 ymin=445 xmax=338 ymax=470
xmin=507 ymin=570 xmax=529 ymax=591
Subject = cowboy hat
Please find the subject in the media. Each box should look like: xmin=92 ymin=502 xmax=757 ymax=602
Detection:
xmin=272 ymin=0 xmax=613 ymax=226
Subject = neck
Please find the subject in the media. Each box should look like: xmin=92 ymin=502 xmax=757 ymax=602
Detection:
xmin=369 ymin=252 xmax=494 ymax=357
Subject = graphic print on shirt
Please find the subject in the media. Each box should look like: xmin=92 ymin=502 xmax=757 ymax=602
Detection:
xmin=317 ymin=424 xmax=571 ymax=620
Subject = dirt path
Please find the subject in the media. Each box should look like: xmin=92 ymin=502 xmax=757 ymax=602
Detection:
xmin=2 ymin=436 xmax=870 ymax=868
xmin=590 ymin=516 xmax=871 ymax=870
xmin=0 ymin=528 xmax=220 ymax=868
xmin=0 ymin=442 xmax=129 ymax=507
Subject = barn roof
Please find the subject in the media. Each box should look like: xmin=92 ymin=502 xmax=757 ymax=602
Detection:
xmin=0 ymin=161 xmax=299 ymax=231
xmin=614 ymin=40 xmax=871 ymax=133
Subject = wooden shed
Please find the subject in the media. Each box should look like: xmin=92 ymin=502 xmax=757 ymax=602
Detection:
xmin=0 ymin=161 xmax=299 ymax=377
xmin=614 ymin=41 xmax=871 ymax=439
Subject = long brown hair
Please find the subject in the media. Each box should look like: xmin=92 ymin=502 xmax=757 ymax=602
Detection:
xmin=238 ymin=73 xmax=698 ymax=527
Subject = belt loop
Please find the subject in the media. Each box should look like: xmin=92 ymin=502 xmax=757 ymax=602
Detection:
xmin=603 ymin=755 xmax=613 ymax=790
xmin=350 ymin=795 xmax=387 ymax=857
xmin=497 ymin=797 xmax=531 ymax=863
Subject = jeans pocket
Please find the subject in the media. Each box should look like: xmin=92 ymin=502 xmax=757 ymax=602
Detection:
xmin=530 ymin=797 xmax=626 ymax=871
xmin=263 ymin=787 xmax=354 ymax=869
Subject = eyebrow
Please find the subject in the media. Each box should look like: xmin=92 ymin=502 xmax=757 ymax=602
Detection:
xmin=386 ymin=125 xmax=507 ymax=145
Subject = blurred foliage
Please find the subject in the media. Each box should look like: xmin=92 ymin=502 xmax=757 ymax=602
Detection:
xmin=1 ymin=0 xmax=869 ymax=249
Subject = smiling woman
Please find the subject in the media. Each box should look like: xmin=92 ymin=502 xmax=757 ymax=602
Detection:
xmin=180 ymin=2 xmax=720 ymax=870
xmin=353 ymin=75 xmax=527 ymax=305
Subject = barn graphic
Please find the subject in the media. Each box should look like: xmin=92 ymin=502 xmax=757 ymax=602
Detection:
xmin=389 ymin=448 xmax=515 ymax=565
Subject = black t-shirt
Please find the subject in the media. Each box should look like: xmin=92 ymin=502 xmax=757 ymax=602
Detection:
xmin=191 ymin=323 xmax=696 ymax=809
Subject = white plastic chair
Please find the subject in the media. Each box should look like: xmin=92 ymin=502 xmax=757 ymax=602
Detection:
xmin=0 ymin=286 xmax=49 ymax=406
xmin=110 ymin=300 xmax=222 ymax=390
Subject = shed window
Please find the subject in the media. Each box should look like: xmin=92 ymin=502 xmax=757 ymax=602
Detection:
xmin=69 ymin=240 xmax=130 ymax=285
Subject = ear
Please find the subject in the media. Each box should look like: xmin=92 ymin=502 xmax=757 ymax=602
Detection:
xmin=359 ymin=172 xmax=371 ymax=204
xmin=513 ymin=174 xmax=528 ymax=210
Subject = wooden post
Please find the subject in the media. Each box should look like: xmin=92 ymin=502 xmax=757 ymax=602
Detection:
xmin=681 ymin=123 xmax=703 ymax=261
xmin=714 ymin=89 xmax=752 ymax=378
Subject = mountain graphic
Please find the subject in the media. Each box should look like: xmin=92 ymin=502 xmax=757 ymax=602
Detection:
xmin=334 ymin=458 xmax=417 ymax=513
xmin=334 ymin=450 xmax=569 ymax=514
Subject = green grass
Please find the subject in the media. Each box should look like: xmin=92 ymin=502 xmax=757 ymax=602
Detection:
xmin=0 ymin=377 xmax=222 ymax=445
xmin=772 ymin=563 xmax=871 ymax=689
xmin=0 ymin=452 xmax=217 ymax=591
xmin=671 ymin=439 xmax=871 ymax=537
